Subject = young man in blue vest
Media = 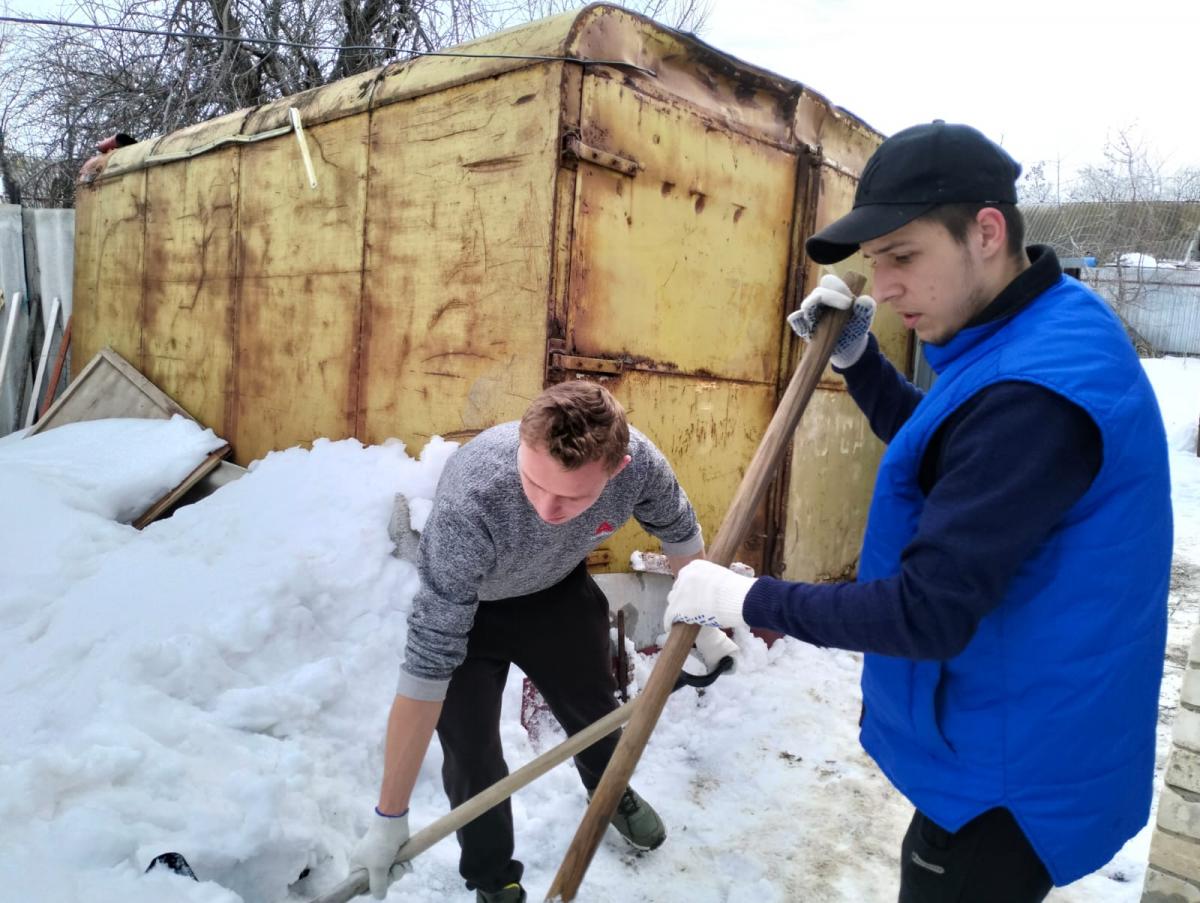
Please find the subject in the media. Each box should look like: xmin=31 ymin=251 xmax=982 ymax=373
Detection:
xmin=665 ymin=121 xmax=1173 ymax=902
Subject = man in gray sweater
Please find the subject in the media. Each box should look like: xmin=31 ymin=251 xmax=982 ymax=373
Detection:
xmin=350 ymin=381 xmax=734 ymax=902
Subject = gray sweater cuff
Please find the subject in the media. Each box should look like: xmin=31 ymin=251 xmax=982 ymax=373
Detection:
xmin=660 ymin=529 xmax=704 ymax=557
xmin=396 ymin=667 xmax=451 ymax=702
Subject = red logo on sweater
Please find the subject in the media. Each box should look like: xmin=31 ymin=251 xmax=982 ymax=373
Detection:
xmin=594 ymin=521 xmax=614 ymax=536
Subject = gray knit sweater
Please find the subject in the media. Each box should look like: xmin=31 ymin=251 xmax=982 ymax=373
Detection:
xmin=399 ymin=421 xmax=703 ymax=700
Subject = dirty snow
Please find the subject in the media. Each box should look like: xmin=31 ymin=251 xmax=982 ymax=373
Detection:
xmin=1 ymin=359 xmax=1197 ymax=903
xmin=1119 ymin=252 xmax=1160 ymax=268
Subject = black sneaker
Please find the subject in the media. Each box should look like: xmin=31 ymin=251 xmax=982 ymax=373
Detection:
xmin=477 ymin=883 xmax=526 ymax=903
xmin=609 ymin=787 xmax=667 ymax=851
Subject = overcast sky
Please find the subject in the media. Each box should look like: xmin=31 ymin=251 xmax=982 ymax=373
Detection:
xmin=704 ymin=0 xmax=1200 ymax=188
xmin=6 ymin=0 xmax=1197 ymax=189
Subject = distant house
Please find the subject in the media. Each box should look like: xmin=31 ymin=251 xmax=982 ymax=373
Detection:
xmin=1022 ymin=201 xmax=1200 ymax=356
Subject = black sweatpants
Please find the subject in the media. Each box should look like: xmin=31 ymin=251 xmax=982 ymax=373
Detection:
xmin=435 ymin=561 xmax=620 ymax=893
xmin=899 ymin=807 xmax=1053 ymax=903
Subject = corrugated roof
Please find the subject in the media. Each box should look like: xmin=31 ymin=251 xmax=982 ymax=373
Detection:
xmin=1022 ymin=201 xmax=1200 ymax=263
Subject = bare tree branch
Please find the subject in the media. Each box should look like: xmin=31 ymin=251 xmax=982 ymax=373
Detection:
xmin=1 ymin=0 xmax=711 ymax=207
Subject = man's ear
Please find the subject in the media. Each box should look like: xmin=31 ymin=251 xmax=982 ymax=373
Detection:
xmin=610 ymin=454 xmax=632 ymax=478
xmin=975 ymin=207 xmax=1008 ymax=260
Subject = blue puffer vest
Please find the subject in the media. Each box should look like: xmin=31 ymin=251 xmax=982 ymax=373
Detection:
xmin=858 ymin=275 xmax=1172 ymax=884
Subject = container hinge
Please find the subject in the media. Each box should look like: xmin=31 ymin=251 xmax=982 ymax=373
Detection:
xmin=563 ymin=135 xmax=641 ymax=177
xmin=550 ymin=352 xmax=624 ymax=375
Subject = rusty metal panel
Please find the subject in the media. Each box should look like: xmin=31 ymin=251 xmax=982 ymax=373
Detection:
xmin=141 ymin=148 xmax=240 ymax=437
xmin=567 ymin=6 xmax=799 ymax=149
xmin=548 ymin=64 xmax=583 ymax=349
xmin=244 ymin=71 xmax=381 ymax=135
xmin=70 ymin=188 xmax=100 ymax=366
xmin=568 ymin=73 xmax=796 ymax=385
xmin=792 ymin=92 xmax=881 ymax=173
xmin=370 ymin=11 xmax=582 ymax=110
xmin=233 ymin=115 xmax=368 ymax=464
xmin=73 ymin=173 xmax=146 ymax=369
xmin=783 ymin=389 xmax=884 ymax=581
xmin=581 ymin=370 xmax=780 ymax=576
xmin=796 ymin=103 xmax=899 ymax=366
xmin=98 ymin=139 xmax=159 ymax=180
xmin=808 ymin=169 xmax=910 ymax=371
xmin=145 ymin=108 xmax=252 ymax=162
xmin=782 ymin=126 xmax=902 ymax=583
xmin=359 ymin=64 xmax=561 ymax=449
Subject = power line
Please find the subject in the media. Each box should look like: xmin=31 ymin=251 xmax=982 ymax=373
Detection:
xmin=0 ymin=14 xmax=656 ymax=75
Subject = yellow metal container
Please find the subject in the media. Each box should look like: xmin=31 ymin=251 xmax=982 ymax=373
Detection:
xmin=73 ymin=4 xmax=907 ymax=580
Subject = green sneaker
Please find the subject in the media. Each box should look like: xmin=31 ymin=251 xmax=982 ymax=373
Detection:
xmin=477 ymin=883 xmax=526 ymax=903
xmin=608 ymin=787 xmax=667 ymax=851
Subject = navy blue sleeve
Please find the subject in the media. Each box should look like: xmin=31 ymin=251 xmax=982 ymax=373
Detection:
xmin=742 ymin=382 xmax=1102 ymax=660
xmin=834 ymin=333 xmax=925 ymax=444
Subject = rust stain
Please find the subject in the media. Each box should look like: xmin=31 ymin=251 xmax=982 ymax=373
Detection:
xmin=422 ymin=350 xmax=494 ymax=363
xmin=661 ymin=181 xmax=675 ymax=196
xmin=514 ymin=93 xmax=537 ymax=105
xmin=462 ymin=155 xmax=526 ymax=172
xmin=692 ymin=192 xmax=707 ymax=214
xmin=733 ymin=81 xmax=758 ymax=103
xmin=733 ymin=205 xmax=746 ymax=223
xmin=428 ymin=299 xmax=468 ymax=329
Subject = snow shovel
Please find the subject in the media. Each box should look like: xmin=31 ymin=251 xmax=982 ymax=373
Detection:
xmin=304 ymin=655 xmax=732 ymax=903
xmin=545 ymin=271 xmax=868 ymax=901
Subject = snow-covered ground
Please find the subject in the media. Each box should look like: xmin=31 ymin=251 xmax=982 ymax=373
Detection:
xmin=1 ymin=357 xmax=1197 ymax=903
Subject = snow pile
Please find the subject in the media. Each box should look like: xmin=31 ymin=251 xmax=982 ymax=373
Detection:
xmin=0 ymin=423 xmax=456 ymax=902
xmin=1144 ymin=356 xmax=1200 ymax=593
xmin=1143 ymin=357 xmax=1200 ymax=456
xmin=1119 ymin=252 xmax=1159 ymax=268
xmin=1 ymin=359 xmax=1197 ymax=902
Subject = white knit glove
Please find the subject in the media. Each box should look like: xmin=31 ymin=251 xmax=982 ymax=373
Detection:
xmin=664 ymin=560 xmax=755 ymax=633
xmin=787 ymin=273 xmax=876 ymax=368
xmin=694 ymin=626 xmax=740 ymax=672
xmin=350 ymin=808 xmax=413 ymax=899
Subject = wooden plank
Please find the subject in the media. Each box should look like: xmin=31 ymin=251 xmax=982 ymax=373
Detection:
xmin=0 ymin=291 xmax=32 ymax=436
xmin=37 ymin=314 xmax=71 ymax=420
xmin=131 ymin=444 xmax=232 ymax=529
xmin=30 ymin=346 xmax=193 ymax=436
xmin=24 ymin=297 xmax=62 ymax=429
xmin=27 ymin=346 xmax=235 ymax=528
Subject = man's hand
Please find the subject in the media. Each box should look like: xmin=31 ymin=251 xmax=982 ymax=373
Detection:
xmin=665 ymin=560 xmax=755 ymax=633
xmin=694 ymin=626 xmax=739 ymax=671
xmin=350 ymin=808 xmax=414 ymax=899
xmin=787 ymin=273 xmax=876 ymax=369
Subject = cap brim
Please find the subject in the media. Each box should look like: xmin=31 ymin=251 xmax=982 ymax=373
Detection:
xmin=805 ymin=202 xmax=937 ymax=265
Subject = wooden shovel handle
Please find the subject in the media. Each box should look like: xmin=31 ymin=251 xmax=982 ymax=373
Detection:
xmin=544 ymin=271 xmax=867 ymax=901
xmin=308 ymin=701 xmax=636 ymax=903
xmin=37 ymin=314 xmax=72 ymax=420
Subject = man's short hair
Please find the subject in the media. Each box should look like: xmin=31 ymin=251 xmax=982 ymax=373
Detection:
xmin=520 ymin=381 xmax=629 ymax=471
xmin=921 ymin=202 xmax=1026 ymax=261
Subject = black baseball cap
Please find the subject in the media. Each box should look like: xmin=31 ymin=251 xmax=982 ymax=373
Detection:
xmin=805 ymin=121 xmax=1022 ymax=265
